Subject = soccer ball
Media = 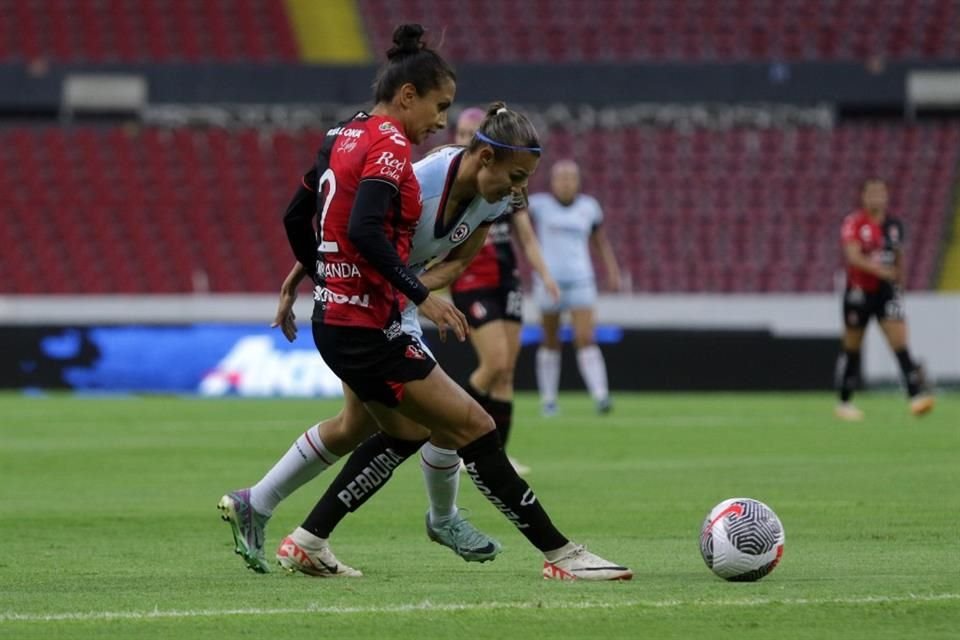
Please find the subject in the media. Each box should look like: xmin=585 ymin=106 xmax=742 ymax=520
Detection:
xmin=699 ymin=497 xmax=784 ymax=582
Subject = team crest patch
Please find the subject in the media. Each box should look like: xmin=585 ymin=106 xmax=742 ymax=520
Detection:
xmin=450 ymin=223 xmax=471 ymax=243
xmin=405 ymin=344 xmax=426 ymax=360
xmin=470 ymin=302 xmax=487 ymax=320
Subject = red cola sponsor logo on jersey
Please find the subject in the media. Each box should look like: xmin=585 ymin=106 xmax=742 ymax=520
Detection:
xmin=375 ymin=151 xmax=407 ymax=181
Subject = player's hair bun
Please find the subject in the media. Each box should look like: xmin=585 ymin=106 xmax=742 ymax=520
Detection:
xmin=486 ymin=101 xmax=508 ymax=118
xmin=388 ymin=24 xmax=426 ymax=59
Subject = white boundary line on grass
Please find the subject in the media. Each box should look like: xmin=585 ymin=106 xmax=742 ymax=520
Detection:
xmin=2 ymin=593 xmax=958 ymax=623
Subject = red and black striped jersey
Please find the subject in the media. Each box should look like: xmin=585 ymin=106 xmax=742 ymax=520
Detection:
xmin=311 ymin=112 xmax=422 ymax=330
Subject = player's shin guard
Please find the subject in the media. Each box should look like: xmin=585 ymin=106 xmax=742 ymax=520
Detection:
xmin=836 ymin=349 xmax=861 ymax=403
xmin=300 ymin=433 xmax=425 ymax=538
xmin=894 ymin=349 xmax=922 ymax=397
xmin=459 ymin=430 xmax=568 ymax=552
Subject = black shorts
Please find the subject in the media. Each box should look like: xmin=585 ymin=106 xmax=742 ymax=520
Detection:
xmin=312 ymin=323 xmax=437 ymax=407
xmin=842 ymin=286 xmax=905 ymax=328
xmin=452 ymin=285 xmax=523 ymax=329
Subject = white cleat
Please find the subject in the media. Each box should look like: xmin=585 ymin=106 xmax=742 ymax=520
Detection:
xmin=542 ymin=544 xmax=633 ymax=581
xmin=834 ymin=402 xmax=864 ymax=422
xmin=909 ymin=394 xmax=935 ymax=417
xmin=508 ymin=456 xmax=531 ymax=476
xmin=276 ymin=527 xmax=362 ymax=578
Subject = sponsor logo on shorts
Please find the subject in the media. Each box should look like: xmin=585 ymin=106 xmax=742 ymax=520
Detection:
xmin=470 ymin=301 xmax=487 ymax=320
xmin=405 ymin=344 xmax=426 ymax=360
xmin=384 ymin=321 xmax=402 ymax=341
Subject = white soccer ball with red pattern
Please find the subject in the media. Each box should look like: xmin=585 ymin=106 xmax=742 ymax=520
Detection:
xmin=699 ymin=497 xmax=784 ymax=581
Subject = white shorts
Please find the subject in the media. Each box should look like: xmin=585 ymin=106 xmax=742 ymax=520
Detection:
xmin=534 ymin=277 xmax=597 ymax=313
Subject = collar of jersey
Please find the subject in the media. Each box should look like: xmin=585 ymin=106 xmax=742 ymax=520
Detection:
xmin=433 ymin=148 xmax=471 ymax=239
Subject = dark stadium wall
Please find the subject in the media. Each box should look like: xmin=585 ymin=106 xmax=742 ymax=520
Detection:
xmin=3 ymin=60 xmax=955 ymax=111
xmin=422 ymin=328 xmax=840 ymax=392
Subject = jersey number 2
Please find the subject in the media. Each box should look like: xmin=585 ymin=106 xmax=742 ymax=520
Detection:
xmin=317 ymin=168 xmax=339 ymax=253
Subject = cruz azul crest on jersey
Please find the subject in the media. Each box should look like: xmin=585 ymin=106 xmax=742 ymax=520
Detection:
xmin=450 ymin=222 xmax=471 ymax=243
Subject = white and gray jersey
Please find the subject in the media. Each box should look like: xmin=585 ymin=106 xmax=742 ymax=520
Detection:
xmin=407 ymin=146 xmax=509 ymax=274
xmin=527 ymin=192 xmax=603 ymax=284
xmin=402 ymin=146 xmax=510 ymax=340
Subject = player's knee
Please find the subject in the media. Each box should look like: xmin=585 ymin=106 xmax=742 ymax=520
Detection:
xmin=322 ymin=410 xmax=374 ymax=455
xmin=497 ymin=367 xmax=515 ymax=390
xmin=467 ymin=400 xmax=496 ymax=434
xmin=573 ymin=332 xmax=594 ymax=349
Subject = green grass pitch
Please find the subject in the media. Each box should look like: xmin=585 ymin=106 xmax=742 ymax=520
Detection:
xmin=1 ymin=391 xmax=958 ymax=639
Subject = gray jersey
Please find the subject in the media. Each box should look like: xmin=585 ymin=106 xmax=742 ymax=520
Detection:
xmin=527 ymin=192 xmax=603 ymax=284
xmin=402 ymin=147 xmax=510 ymax=340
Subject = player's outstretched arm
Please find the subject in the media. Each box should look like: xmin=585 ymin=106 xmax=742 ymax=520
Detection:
xmin=513 ymin=210 xmax=559 ymax=300
xmin=271 ymin=262 xmax=308 ymax=342
xmin=589 ymin=225 xmax=623 ymax=292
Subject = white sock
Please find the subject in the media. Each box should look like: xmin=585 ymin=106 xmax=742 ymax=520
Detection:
xmin=543 ymin=541 xmax=578 ymax=562
xmin=536 ymin=347 xmax=561 ymax=406
xmin=420 ymin=443 xmax=460 ymax=525
xmin=291 ymin=526 xmax=327 ymax=549
xmin=249 ymin=423 xmax=339 ymax=516
xmin=576 ymin=345 xmax=609 ymax=403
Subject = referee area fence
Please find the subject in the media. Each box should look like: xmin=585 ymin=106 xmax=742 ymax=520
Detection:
xmin=1 ymin=294 xmax=956 ymax=396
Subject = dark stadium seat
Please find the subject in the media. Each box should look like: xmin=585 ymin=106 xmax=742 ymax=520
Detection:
xmin=0 ymin=123 xmax=957 ymax=293
xmin=358 ymin=0 xmax=960 ymax=62
xmin=0 ymin=0 xmax=298 ymax=63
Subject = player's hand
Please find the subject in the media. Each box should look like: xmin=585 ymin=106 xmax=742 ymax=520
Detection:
xmin=418 ymin=294 xmax=468 ymax=343
xmin=876 ymin=265 xmax=898 ymax=282
xmin=544 ymin=275 xmax=561 ymax=302
xmin=271 ymin=287 xmax=298 ymax=342
xmin=608 ymin=270 xmax=623 ymax=292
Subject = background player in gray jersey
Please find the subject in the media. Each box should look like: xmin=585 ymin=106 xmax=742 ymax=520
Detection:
xmin=528 ymin=160 xmax=622 ymax=416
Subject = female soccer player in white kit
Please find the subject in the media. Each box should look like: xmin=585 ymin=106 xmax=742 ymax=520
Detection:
xmin=528 ymin=160 xmax=622 ymax=416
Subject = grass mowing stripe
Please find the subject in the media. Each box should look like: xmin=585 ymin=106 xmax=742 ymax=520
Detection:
xmin=4 ymin=593 xmax=959 ymax=623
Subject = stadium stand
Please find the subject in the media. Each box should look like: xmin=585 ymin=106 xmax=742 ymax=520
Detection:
xmin=358 ymin=0 xmax=960 ymax=62
xmin=1 ymin=123 xmax=956 ymax=294
xmin=0 ymin=0 xmax=298 ymax=62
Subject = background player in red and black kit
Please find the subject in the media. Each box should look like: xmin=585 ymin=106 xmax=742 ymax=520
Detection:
xmin=835 ymin=178 xmax=934 ymax=421
xmin=278 ymin=24 xmax=631 ymax=580
xmin=450 ymin=108 xmax=559 ymax=475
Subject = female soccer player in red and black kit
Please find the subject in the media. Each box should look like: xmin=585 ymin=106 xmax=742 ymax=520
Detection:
xmin=450 ymin=108 xmax=559 ymax=475
xmin=835 ymin=178 xmax=934 ymax=420
xmin=266 ymin=24 xmax=630 ymax=580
